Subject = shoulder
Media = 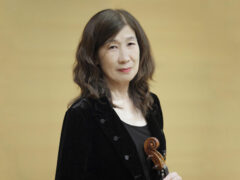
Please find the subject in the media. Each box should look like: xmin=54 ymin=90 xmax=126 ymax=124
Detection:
xmin=148 ymin=92 xmax=164 ymax=128
xmin=150 ymin=92 xmax=159 ymax=101
xmin=149 ymin=92 xmax=163 ymax=119
xmin=62 ymin=97 xmax=95 ymax=125
xmin=150 ymin=92 xmax=161 ymax=108
xmin=70 ymin=97 xmax=92 ymax=110
xmin=61 ymin=97 xmax=96 ymax=132
xmin=67 ymin=97 xmax=94 ymax=114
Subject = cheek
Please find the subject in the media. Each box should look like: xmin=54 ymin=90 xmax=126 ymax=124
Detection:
xmin=100 ymin=55 xmax=115 ymax=72
xmin=135 ymin=50 xmax=140 ymax=64
xmin=134 ymin=48 xmax=140 ymax=71
xmin=134 ymin=46 xmax=140 ymax=59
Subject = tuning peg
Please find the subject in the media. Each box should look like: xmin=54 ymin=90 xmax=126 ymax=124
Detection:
xmin=152 ymin=164 xmax=159 ymax=170
xmin=147 ymin=155 xmax=153 ymax=160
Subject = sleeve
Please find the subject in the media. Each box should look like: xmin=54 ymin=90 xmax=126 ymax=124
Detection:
xmin=55 ymin=107 xmax=93 ymax=180
xmin=151 ymin=93 xmax=167 ymax=158
xmin=154 ymin=94 xmax=164 ymax=129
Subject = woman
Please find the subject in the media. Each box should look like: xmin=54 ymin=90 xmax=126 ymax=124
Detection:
xmin=55 ymin=9 xmax=182 ymax=180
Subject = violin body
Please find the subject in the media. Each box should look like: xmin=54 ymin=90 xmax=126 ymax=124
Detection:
xmin=144 ymin=137 xmax=169 ymax=179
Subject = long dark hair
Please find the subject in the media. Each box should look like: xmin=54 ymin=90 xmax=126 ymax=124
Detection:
xmin=72 ymin=9 xmax=155 ymax=116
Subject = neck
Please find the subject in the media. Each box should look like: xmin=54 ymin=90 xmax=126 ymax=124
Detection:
xmin=106 ymin=81 xmax=130 ymax=104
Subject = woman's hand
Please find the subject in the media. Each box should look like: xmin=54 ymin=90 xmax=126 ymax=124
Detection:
xmin=163 ymin=172 xmax=182 ymax=180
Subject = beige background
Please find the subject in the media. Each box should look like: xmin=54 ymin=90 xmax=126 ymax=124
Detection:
xmin=0 ymin=0 xmax=239 ymax=179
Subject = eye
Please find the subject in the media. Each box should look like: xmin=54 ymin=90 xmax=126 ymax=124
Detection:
xmin=108 ymin=45 xmax=118 ymax=49
xmin=128 ymin=42 xmax=136 ymax=46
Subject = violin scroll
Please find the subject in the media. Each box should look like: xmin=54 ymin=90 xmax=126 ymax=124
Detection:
xmin=144 ymin=137 xmax=169 ymax=178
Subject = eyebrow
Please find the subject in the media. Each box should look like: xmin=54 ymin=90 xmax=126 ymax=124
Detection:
xmin=105 ymin=36 xmax=137 ymax=44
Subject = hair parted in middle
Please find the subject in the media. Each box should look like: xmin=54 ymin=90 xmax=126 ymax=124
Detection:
xmin=73 ymin=9 xmax=155 ymax=116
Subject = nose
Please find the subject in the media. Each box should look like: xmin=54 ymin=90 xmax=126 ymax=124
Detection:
xmin=118 ymin=47 xmax=130 ymax=64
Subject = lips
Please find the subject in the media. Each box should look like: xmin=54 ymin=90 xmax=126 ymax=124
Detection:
xmin=118 ymin=67 xmax=132 ymax=73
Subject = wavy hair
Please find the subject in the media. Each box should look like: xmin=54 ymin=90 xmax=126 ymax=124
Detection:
xmin=72 ymin=9 xmax=155 ymax=116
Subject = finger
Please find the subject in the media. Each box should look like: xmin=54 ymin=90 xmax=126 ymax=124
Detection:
xmin=172 ymin=176 xmax=182 ymax=180
xmin=163 ymin=172 xmax=175 ymax=180
xmin=171 ymin=173 xmax=182 ymax=180
xmin=163 ymin=172 xmax=182 ymax=180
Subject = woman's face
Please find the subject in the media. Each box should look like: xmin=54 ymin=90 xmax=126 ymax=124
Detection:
xmin=98 ymin=25 xmax=140 ymax=87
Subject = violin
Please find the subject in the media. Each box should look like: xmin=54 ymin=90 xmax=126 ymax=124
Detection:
xmin=144 ymin=137 xmax=169 ymax=179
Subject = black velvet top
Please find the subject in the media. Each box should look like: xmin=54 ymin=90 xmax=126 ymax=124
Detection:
xmin=55 ymin=93 xmax=166 ymax=180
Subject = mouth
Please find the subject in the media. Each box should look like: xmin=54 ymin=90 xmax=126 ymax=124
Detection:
xmin=118 ymin=67 xmax=132 ymax=73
